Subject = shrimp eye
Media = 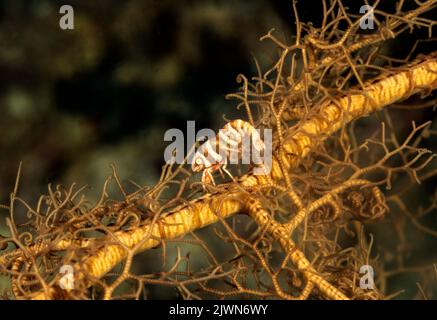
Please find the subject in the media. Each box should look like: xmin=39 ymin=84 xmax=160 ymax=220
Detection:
xmin=196 ymin=158 xmax=202 ymax=165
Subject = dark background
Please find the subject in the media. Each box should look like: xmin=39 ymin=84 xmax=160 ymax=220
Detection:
xmin=0 ymin=0 xmax=435 ymax=299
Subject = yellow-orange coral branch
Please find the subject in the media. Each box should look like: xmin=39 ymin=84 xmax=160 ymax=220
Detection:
xmin=244 ymin=196 xmax=349 ymax=300
xmin=28 ymin=55 xmax=437 ymax=300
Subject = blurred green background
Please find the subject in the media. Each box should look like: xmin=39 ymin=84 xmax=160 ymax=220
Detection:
xmin=0 ymin=0 xmax=435 ymax=299
xmin=0 ymin=0 xmax=292 ymax=298
xmin=0 ymin=0 xmax=294 ymax=200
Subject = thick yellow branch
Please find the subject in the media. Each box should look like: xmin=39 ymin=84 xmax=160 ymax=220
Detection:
xmin=27 ymin=55 xmax=437 ymax=299
xmin=244 ymin=196 xmax=349 ymax=300
xmin=275 ymin=56 xmax=437 ymax=181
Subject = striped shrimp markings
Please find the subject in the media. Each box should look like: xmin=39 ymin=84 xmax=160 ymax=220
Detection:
xmin=163 ymin=120 xmax=272 ymax=185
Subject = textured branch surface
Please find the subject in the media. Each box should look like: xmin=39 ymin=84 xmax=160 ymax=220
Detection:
xmin=2 ymin=0 xmax=436 ymax=300
xmin=24 ymin=55 xmax=437 ymax=300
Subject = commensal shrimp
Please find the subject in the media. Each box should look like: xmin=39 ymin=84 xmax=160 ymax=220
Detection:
xmin=191 ymin=119 xmax=265 ymax=185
